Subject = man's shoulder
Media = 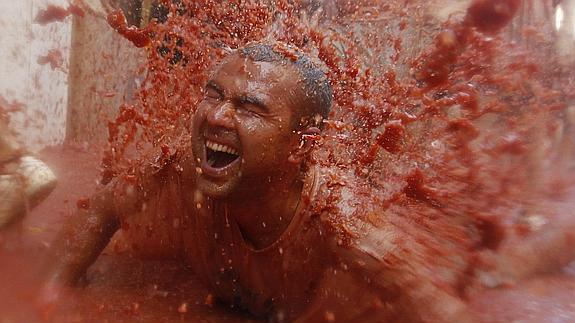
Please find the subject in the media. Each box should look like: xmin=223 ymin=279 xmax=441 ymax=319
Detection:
xmin=107 ymin=143 xmax=195 ymax=211
xmin=311 ymin=165 xmax=373 ymax=214
xmin=307 ymin=165 xmax=382 ymax=237
xmin=308 ymin=164 xmax=407 ymax=263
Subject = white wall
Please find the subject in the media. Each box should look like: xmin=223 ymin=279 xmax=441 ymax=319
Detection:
xmin=0 ymin=0 xmax=71 ymax=151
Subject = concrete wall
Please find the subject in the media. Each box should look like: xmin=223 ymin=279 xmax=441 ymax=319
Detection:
xmin=66 ymin=10 xmax=146 ymax=144
xmin=0 ymin=0 xmax=145 ymax=149
xmin=0 ymin=0 xmax=71 ymax=151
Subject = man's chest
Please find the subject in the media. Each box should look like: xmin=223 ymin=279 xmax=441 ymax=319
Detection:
xmin=180 ymin=206 xmax=329 ymax=319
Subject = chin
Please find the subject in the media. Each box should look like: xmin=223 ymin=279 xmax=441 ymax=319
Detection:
xmin=195 ymin=176 xmax=239 ymax=199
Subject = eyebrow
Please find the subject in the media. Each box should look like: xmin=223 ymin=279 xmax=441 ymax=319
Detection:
xmin=236 ymin=95 xmax=269 ymax=112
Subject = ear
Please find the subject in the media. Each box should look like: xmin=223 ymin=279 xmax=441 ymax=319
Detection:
xmin=288 ymin=127 xmax=321 ymax=164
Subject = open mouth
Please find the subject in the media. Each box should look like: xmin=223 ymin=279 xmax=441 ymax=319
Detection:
xmin=205 ymin=140 xmax=240 ymax=169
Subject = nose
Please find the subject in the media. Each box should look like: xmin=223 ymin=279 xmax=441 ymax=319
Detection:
xmin=206 ymin=101 xmax=235 ymax=129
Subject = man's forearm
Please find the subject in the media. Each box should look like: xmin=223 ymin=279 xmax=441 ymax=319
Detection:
xmin=44 ymin=190 xmax=119 ymax=286
xmin=322 ymin=230 xmax=477 ymax=322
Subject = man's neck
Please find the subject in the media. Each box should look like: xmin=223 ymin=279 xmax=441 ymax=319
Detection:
xmin=223 ymin=174 xmax=305 ymax=249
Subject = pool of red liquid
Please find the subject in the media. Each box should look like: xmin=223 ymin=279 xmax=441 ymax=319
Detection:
xmin=0 ymin=144 xmax=573 ymax=322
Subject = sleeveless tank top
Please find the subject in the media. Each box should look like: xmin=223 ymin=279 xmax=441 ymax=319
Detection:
xmin=180 ymin=168 xmax=332 ymax=321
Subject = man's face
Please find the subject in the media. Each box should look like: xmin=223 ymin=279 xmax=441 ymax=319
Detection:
xmin=191 ymin=54 xmax=305 ymax=198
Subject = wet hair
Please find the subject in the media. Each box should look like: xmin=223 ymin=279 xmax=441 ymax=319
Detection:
xmin=238 ymin=42 xmax=333 ymax=128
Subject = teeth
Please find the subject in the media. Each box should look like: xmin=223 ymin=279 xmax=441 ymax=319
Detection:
xmin=206 ymin=140 xmax=239 ymax=156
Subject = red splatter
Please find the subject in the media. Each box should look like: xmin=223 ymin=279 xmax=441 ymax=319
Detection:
xmin=466 ymin=0 xmax=522 ymax=34
xmin=403 ymin=169 xmax=441 ymax=207
xmin=0 ymin=96 xmax=25 ymax=114
xmin=37 ymin=49 xmax=64 ymax=70
xmin=495 ymin=134 xmax=527 ymax=155
xmin=76 ymin=198 xmax=90 ymax=210
xmin=160 ymin=145 xmax=171 ymax=157
xmin=33 ymin=3 xmax=86 ymax=25
xmin=376 ymin=121 xmax=404 ymax=154
xmin=446 ymin=119 xmax=480 ymax=143
xmin=46 ymin=1 xmax=573 ymax=319
xmin=34 ymin=5 xmax=69 ymax=25
xmin=67 ymin=3 xmax=85 ymax=18
xmin=107 ymin=10 xmax=152 ymax=48
xmin=415 ymin=0 xmax=521 ymax=89
xmin=476 ymin=217 xmax=506 ymax=250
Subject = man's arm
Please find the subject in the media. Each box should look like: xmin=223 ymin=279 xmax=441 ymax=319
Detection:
xmin=338 ymin=245 xmax=475 ymax=322
xmin=473 ymin=211 xmax=575 ymax=290
xmin=42 ymin=185 xmax=120 ymax=287
xmin=41 ymin=144 xmax=178 ymax=288
xmin=297 ymin=225 xmax=475 ymax=323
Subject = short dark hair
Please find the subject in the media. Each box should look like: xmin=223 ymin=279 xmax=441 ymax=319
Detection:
xmin=239 ymin=42 xmax=332 ymax=128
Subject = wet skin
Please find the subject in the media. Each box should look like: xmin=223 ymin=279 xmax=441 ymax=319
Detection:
xmin=190 ymin=54 xmax=318 ymax=248
xmin=191 ymin=54 xmax=307 ymax=199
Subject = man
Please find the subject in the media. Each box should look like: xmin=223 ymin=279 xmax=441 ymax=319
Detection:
xmin=42 ymin=42 xmax=476 ymax=322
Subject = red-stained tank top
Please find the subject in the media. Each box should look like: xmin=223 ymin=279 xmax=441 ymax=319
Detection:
xmin=180 ymin=168 xmax=331 ymax=321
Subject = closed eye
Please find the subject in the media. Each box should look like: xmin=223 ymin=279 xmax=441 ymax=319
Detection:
xmin=206 ymin=87 xmax=221 ymax=99
xmin=205 ymin=81 xmax=223 ymax=100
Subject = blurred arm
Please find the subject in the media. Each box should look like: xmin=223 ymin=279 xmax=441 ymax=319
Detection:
xmin=41 ymin=146 xmax=175 ymax=287
xmin=297 ymin=227 xmax=475 ymax=323
xmin=474 ymin=213 xmax=575 ymax=289
xmin=42 ymin=185 xmax=120 ymax=286
xmin=0 ymin=119 xmax=57 ymax=228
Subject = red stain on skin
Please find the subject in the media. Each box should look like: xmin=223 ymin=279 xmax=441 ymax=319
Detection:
xmin=76 ymin=198 xmax=90 ymax=210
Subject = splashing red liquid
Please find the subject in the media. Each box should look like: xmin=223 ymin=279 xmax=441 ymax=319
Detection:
xmin=102 ymin=0 xmax=575 ymax=303
xmin=37 ymin=49 xmax=64 ymax=70
xmin=466 ymin=0 xmax=522 ymax=33
xmin=107 ymin=10 xmax=152 ymax=48
xmin=2 ymin=0 xmax=575 ymax=321
xmin=34 ymin=4 xmax=85 ymax=25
